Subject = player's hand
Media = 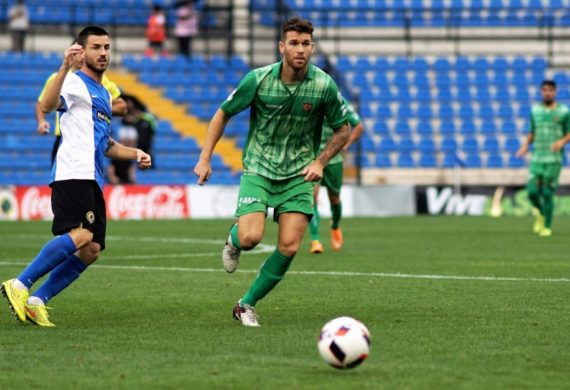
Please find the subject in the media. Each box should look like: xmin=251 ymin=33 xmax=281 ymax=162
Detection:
xmin=63 ymin=44 xmax=83 ymax=69
xmin=37 ymin=121 xmax=50 ymax=134
xmin=136 ymin=149 xmax=152 ymax=169
xmin=194 ymin=158 xmax=212 ymax=185
xmin=302 ymin=160 xmax=324 ymax=182
xmin=552 ymin=140 xmax=566 ymax=152
xmin=515 ymin=144 xmax=528 ymax=157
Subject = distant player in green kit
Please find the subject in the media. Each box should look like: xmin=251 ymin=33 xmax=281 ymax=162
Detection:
xmin=309 ymin=98 xmax=363 ymax=254
xmin=517 ymin=80 xmax=570 ymax=237
xmin=193 ymin=17 xmax=350 ymax=327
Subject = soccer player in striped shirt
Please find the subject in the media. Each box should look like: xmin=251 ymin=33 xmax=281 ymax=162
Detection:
xmin=517 ymin=80 xmax=570 ymax=237
xmin=194 ymin=17 xmax=350 ymax=327
xmin=1 ymin=26 xmax=151 ymax=327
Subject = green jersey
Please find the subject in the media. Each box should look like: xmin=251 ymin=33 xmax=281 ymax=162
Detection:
xmin=220 ymin=61 xmax=348 ymax=180
xmin=318 ymin=98 xmax=361 ymax=165
xmin=530 ymin=103 xmax=570 ymax=164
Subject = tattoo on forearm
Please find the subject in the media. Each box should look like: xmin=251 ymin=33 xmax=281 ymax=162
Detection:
xmin=318 ymin=125 xmax=350 ymax=166
xmin=106 ymin=137 xmax=117 ymax=153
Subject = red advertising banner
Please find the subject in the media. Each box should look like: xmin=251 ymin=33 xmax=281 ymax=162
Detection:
xmin=104 ymin=185 xmax=190 ymax=220
xmin=0 ymin=185 xmax=190 ymax=221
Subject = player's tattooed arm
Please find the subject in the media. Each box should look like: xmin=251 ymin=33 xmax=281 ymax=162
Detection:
xmin=318 ymin=123 xmax=350 ymax=166
xmin=303 ymin=123 xmax=350 ymax=182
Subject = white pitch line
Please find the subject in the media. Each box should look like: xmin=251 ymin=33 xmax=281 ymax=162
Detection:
xmin=1 ymin=234 xmax=274 ymax=255
xmin=0 ymin=261 xmax=568 ymax=283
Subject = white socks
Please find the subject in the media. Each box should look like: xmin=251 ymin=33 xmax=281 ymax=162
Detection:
xmin=11 ymin=278 xmax=28 ymax=291
xmin=27 ymin=296 xmax=45 ymax=306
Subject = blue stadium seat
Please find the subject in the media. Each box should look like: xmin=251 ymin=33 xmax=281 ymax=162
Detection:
xmin=395 ymin=122 xmax=412 ymax=136
xmin=459 ymin=106 xmax=474 ymax=121
xmin=487 ymin=154 xmax=504 ymax=168
xmin=419 ymin=154 xmax=438 ymax=168
xmin=483 ymin=137 xmax=500 ymax=153
xmin=504 ymin=138 xmax=521 ymax=152
xmin=378 ymin=138 xmax=397 ymax=153
xmin=417 ymin=121 xmax=433 ymax=136
xmin=376 ymin=105 xmax=392 ymax=119
xmin=478 ymin=105 xmax=495 ymax=121
xmin=502 ymin=122 xmax=518 ymax=135
xmin=508 ymin=155 xmax=525 ymax=168
xmin=417 ymin=106 xmax=433 ymax=121
xmin=462 ymin=137 xmax=479 ymax=152
xmin=438 ymin=105 xmax=454 ymax=121
xmin=399 ymin=138 xmax=416 ymax=153
xmin=441 ymin=138 xmax=458 ymax=152
xmin=418 ymin=138 xmax=436 ymax=153
xmin=397 ymin=153 xmax=416 ymax=168
xmin=375 ymin=153 xmax=392 ymax=168
xmin=440 ymin=122 xmax=456 ymax=136
xmin=433 ymin=58 xmax=451 ymax=73
xmin=465 ymin=153 xmax=482 ymax=168
xmin=443 ymin=153 xmax=459 ymax=168
xmin=460 ymin=122 xmax=477 ymax=136
xmin=373 ymin=122 xmax=390 ymax=136
xmin=481 ymin=121 xmax=497 ymax=135
xmin=397 ymin=105 xmax=414 ymax=119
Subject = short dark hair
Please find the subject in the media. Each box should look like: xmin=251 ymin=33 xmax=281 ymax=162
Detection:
xmin=76 ymin=26 xmax=109 ymax=47
xmin=541 ymin=80 xmax=556 ymax=89
xmin=281 ymin=17 xmax=314 ymax=40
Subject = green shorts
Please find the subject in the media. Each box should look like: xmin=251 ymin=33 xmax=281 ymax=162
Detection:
xmin=235 ymin=174 xmax=315 ymax=222
xmin=528 ymin=161 xmax=562 ymax=190
xmin=320 ymin=162 xmax=343 ymax=195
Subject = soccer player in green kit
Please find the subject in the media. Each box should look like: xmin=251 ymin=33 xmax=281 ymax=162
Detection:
xmin=309 ymin=98 xmax=363 ymax=254
xmin=193 ymin=17 xmax=350 ymax=327
xmin=517 ymin=80 xmax=570 ymax=237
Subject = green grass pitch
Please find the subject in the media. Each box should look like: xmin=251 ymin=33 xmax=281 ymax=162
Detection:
xmin=0 ymin=217 xmax=569 ymax=389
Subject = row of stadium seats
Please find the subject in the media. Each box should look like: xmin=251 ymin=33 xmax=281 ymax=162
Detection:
xmin=253 ymin=0 xmax=570 ymax=27
xmin=0 ymin=0 xmax=209 ymax=27
xmin=0 ymin=51 xmax=240 ymax=186
xmin=3 ymin=0 xmax=569 ymax=28
xmin=119 ymin=53 xmax=560 ymax=170
xmin=1 ymin=50 xmax=568 ymax=184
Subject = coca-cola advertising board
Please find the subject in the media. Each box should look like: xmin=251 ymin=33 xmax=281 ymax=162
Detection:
xmin=0 ymin=185 xmax=191 ymax=221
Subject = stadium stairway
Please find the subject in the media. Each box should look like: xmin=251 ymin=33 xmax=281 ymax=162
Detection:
xmin=105 ymin=70 xmax=243 ymax=172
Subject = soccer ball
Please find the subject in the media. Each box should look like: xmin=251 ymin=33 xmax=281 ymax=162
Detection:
xmin=317 ymin=316 xmax=371 ymax=369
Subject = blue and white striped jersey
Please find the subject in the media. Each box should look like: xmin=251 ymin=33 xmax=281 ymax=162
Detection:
xmin=51 ymin=71 xmax=112 ymax=190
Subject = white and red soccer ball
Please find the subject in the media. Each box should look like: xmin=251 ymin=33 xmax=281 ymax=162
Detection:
xmin=318 ymin=316 xmax=371 ymax=369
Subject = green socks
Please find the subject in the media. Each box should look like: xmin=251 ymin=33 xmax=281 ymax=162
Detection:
xmin=542 ymin=190 xmax=554 ymax=229
xmin=309 ymin=205 xmax=320 ymax=241
xmin=230 ymin=223 xmax=241 ymax=249
xmin=331 ymin=203 xmax=342 ymax=229
xmin=241 ymin=250 xmax=294 ymax=306
xmin=527 ymin=181 xmax=543 ymax=212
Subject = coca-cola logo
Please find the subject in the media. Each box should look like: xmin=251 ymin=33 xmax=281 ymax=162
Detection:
xmin=19 ymin=187 xmax=53 ymax=221
xmin=107 ymin=185 xmax=189 ymax=220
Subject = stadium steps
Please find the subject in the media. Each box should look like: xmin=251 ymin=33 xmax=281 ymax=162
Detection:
xmin=105 ymin=70 xmax=243 ymax=172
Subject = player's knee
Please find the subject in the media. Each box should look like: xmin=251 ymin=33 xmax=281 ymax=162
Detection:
xmin=329 ymin=194 xmax=341 ymax=205
xmin=277 ymin=241 xmax=300 ymax=258
xmin=543 ymin=186 xmax=555 ymax=198
xmin=527 ymin=183 xmax=540 ymax=197
xmin=239 ymin=230 xmax=263 ymax=250
xmin=68 ymin=228 xmax=93 ymax=249
xmin=78 ymin=243 xmax=101 ymax=266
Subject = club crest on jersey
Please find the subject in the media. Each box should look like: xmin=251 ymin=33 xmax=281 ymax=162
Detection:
xmin=86 ymin=211 xmax=95 ymax=224
xmin=303 ymin=102 xmax=313 ymax=112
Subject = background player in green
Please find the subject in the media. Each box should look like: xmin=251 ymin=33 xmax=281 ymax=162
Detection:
xmin=516 ymin=80 xmax=570 ymax=237
xmin=309 ymin=98 xmax=363 ymax=254
xmin=193 ymin=17 xmax=350 ymax=327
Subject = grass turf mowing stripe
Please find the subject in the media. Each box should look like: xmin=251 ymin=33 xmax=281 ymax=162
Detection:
xmin=0 ymin=261 xmax=569 ymax=283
